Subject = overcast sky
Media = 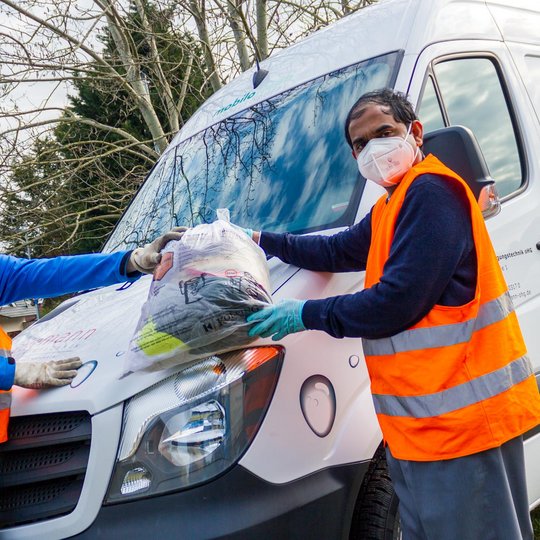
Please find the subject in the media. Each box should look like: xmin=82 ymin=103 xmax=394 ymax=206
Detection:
xmin=0 ymin=1 xmax=104 ymax=140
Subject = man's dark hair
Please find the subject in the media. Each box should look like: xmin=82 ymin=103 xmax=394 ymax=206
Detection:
xmin=344 ymin=88 xmax=418 ymax=148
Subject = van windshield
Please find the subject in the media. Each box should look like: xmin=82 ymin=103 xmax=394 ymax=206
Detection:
xmin=104 ymin=52 xmax=401 ymax=252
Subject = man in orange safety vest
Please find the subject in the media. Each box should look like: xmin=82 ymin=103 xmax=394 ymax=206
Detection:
xmin=245 ymin=89 xmax=540 ymax=539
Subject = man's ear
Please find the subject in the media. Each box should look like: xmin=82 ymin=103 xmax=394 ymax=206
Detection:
xmin=412 ymin=119 xmax=424 ymax=147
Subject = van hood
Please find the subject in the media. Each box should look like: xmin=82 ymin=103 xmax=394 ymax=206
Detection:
xmin=11 ymin=257 xmax=299 ymax=417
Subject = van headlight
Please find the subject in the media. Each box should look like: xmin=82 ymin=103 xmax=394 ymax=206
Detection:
xmin=105 ymin=346 xmax=283 ymax=503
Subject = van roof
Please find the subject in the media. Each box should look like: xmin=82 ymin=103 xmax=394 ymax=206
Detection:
xmin=171 ymin=0 xmax=536 ymax=146
xmin=487 ymin=0 xmax=540 ymax=46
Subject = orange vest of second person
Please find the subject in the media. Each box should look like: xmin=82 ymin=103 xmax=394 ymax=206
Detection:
xmin=0 ymin=327 xmax=12 ymax=443
xmin=363 ymin=154 xmax=540 ymax=461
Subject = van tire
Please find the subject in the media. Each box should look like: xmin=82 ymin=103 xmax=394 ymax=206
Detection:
xmin=349 ymin=446 xmax=401 ymax=540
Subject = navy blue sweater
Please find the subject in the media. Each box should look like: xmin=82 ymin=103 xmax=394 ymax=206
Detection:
xmin=260 ymin=174 xmax=477 ymax=339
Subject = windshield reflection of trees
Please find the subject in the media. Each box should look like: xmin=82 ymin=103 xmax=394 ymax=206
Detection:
xmin=105 ymin=54 xmax=398 ymax=252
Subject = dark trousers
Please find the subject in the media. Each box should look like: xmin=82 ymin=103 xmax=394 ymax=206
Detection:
xmin=385 ymin=436 xmax=533 ymax=540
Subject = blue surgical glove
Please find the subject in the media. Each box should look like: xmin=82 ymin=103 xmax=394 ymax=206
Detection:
xmin=247 ymin=299 xmax=307 ymax=341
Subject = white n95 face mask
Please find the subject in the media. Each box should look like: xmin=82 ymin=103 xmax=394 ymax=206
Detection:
xmin=357 ymin=124 xmax=418 ymax=187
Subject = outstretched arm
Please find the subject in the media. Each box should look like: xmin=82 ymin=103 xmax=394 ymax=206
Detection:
xmin=257 ymin=210 xmax=373 ymax=273
xmin=303 ymin=177 xmax=475 ymax=338
xmin=248 ymin=176 xmax=476 ymax=341
xmin=0 ymin=251 xmax=136 ymax=305
xmin=0 ymin=227 xmax=187 ymax=305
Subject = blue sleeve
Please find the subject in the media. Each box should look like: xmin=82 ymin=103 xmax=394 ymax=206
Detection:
xmin=302 ymin=175 xmax=476 ymax=339
xmin=0 ymin=250 xmax=139 ymax=305
xmin=0 ymin=357 xmax=15 ymax=391
xmin=259 ymin=212 xmax=372 ymax=273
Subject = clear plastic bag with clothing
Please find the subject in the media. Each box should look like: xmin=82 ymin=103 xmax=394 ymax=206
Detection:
xmin=124 ymin=218 xmax=272 ymax=374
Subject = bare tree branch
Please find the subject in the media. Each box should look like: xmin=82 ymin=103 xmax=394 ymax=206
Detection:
xmin=0 ymin=0 xmax=377 ymax=256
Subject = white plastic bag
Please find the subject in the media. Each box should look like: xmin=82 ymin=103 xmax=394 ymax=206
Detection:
xmin=124 ymin=220 xmax=272 ymax=374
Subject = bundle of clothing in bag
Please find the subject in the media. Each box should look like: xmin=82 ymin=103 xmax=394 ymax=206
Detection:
xmin=125 ymin=220 xmax=272 ymax=374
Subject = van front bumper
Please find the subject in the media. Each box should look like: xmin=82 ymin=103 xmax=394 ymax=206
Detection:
xmin=72 ymin=461 xmax=369 ymax=539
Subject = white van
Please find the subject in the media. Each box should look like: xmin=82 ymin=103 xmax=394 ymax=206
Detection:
xmin=2 ymin=0 xmax=540 ymax=538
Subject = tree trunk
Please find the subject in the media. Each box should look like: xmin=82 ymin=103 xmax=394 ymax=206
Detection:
xmin=100 ymin=0 xmax=169 ymax=152
xmin=133 ymin=0 xmax=180 ymax=133
xmin=256 ymin=0 xmax=268 ymax=60
xmin=188 ymin=0 xmax=222 ymax=92
xmin=227 ymin=0 xmax=251 ymax=71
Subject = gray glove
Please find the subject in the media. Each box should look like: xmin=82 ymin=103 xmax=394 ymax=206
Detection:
xmin=14 ymin=357 xmax=82 ymax=389
xmin=128 ymin=227 xmax=188 ymax=274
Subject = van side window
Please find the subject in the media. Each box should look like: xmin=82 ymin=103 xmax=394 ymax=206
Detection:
xmin=417 ymin=77 xmax=445 ymax=133
xmin=420 ymin=58 xmax=523 ymax=198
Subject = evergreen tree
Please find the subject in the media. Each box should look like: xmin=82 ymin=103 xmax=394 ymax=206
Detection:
xmin=0 ymin=0 xmax=210 ymax=257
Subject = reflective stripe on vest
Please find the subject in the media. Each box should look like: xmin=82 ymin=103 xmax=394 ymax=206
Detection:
xmin=373 ymin=354 xmax=532 ymax=418
xmin=363 ymin=154 xmax=540 ymax=461
xmin=0 ymin=326 xmax=13 ymax=444
xmin=363 ymin=292 xmax=514 ymax=356
xmin=0 ymin=391 xmax=11 ymax=409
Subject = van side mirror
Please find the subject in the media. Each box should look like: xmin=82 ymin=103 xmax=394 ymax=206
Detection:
xmin=422 ymin=125 xmax=501 ymax=219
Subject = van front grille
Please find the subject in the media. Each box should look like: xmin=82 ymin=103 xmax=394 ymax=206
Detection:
xmin=0 ymin=411 xmax=91 ymax=528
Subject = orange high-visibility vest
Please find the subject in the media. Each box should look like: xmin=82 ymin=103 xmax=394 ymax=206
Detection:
xmin=0 ymin=326 xmax=12 ymax=443
xmin=363 ymin=154 xmax=540 ymax=461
